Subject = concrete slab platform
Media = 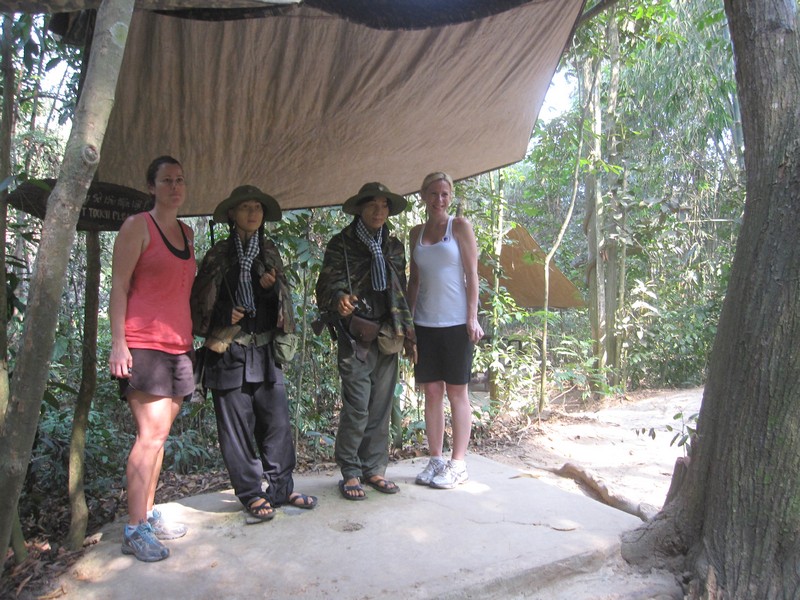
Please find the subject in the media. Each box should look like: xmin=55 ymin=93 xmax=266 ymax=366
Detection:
xmin=58 ymin=455 xmax=641 ymax=599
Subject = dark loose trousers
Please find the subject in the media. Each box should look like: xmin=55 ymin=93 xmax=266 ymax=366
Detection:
xmin=211 ymin=367 xmax=296 ymax=508
xmin=334 ymin=331 xmax=398 ymax=482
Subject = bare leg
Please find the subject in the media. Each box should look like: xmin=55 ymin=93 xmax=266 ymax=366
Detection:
xmin=422 ymin=381 xmax=446 ymax=456
xmin=126 ymin=392 xmax=182 ymax=526
xmin=445 ymin=383 xmax=471 ymax=461
xmin=144 ymin=398 xmax=182 ymax=513
xmin=146 ymin=447 xmax=165 ymax=514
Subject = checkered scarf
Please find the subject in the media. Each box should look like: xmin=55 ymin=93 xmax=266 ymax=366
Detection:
xmin=234 ymin=234 xmax=260 ymax=316
xmin=355 ymin=218 xmax=387 ymax=291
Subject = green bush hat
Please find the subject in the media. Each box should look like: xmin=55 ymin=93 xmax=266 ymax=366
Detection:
xmin=342 ymin=182 xmax=407 ymax=217
xmin=213 ymin=184 xmax=282 ymax=224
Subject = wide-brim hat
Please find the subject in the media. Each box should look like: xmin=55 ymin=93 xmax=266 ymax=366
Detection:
xmin=213 ymin=185 xmax=282 ymax=224
xmin=342 ymin=182 xmax=407 ymax=217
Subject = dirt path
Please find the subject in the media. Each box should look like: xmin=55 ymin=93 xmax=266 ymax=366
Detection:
xmin=481 ymin=387 xmax=702 ymax=510
xmin=478 ymin=387 xmax=703 ymax=598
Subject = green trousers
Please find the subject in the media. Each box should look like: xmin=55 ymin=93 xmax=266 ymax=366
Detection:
xmin=335 ymin=332 xmax=399 ymax=481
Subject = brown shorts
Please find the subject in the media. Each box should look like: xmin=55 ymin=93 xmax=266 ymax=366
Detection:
xmin=118 ymin=348 xmax=194 ymax=400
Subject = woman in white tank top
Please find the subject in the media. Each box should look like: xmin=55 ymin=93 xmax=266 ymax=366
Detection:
xmin=407 ymin=172 xmax=484 ymax=489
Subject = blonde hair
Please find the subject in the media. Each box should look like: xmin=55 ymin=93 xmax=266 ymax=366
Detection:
xmin=420 ymin=171 xmax=454 ymax=194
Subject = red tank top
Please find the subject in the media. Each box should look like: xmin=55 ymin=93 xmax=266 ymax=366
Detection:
xmin=125 ymin=214 xmax=195 ymax=354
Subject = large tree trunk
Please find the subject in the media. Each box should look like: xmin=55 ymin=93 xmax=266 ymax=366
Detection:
xmin=0 ymin=0 xmax=134 ymax=556
xmin=622 ymin=1 xmax=800 ymax=597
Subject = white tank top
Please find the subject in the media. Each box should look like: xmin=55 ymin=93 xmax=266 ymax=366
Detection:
xmin=413 ymin=217 xmax=467 ymax=327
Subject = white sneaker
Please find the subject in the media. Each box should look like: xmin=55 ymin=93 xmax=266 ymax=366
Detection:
xmin=148 ymin=508 xmax=188 ymax=540
xmin=430 ymin=460 xmax=468 ymax=489
xmin=415 ymin=457 xmax=446 ymax=486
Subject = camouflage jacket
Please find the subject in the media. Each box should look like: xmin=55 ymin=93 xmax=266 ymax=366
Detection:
xmin=315 ymin=218 xmax=414 ymax=338
xmin=191 ymin=233 xmax=295 ymax=337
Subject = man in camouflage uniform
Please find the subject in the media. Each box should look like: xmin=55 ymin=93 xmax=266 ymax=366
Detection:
xmin=191 ymin=185 xmax=315 ymax=521
xmin=316 ymin=182 xmax=415 ymax=500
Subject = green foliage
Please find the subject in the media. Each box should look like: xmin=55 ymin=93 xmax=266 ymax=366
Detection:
xmin=635 ymin=410 xmax=698 ymax=457
xmin=515 ymin=117 xmax=586 ymax=285
xmin=549 ymin=333 xmax=618 ymax=401
xmin=4 ymin=14 xmax=81 ymax=176
xmin=304 ymin=430 xmax=336 ymax=459
xmin=167 ymin=402 xmax=225 ymax=474
xmin=390 ymin=379 xmax=425 ymax=447
xmin=5 ymin=271 xmax=26 ymax=320
xmin=24 ymin=403 xmax=132 ymax=507
xmin=163 ymin=428 xmax=219 ymax=475
xmin=473 ymin=333 xmax=540 ymax=416
xmin=276 ymin=207 xmax=349 ymax=442
xmin=665 ymin=411 xmax=698 ymax=454
xmin=518 ymin=0 xmax=742 ymax=395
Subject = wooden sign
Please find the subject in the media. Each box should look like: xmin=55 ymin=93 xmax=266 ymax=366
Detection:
xmin=7 ymin=179 xmax=152 ymax=231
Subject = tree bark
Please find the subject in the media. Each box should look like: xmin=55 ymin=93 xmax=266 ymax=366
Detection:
xmin=622 ymin=1 xmax=800 ymax=597
xmin=487 ymin=170 xmax=504 ymax=408
xmin=66 ymin=231 xmax=99 ymax=551
xmin=1 ymin=14 xmax=15 ymax=415
xmin=1 ymin=13 xmax=28 ymax=565
xmin=584 ymin=59 xmax=607 ymax=377
xmin=602 ymin=11 xmax=622 ymax=386
xmin=0 ymin=0 xmax=134 ymax=556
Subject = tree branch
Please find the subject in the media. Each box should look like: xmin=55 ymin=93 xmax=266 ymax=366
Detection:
xmin=578 ymin=0 xmax=623 ymax=26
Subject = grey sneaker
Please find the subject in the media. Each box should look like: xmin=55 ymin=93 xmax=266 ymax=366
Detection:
xmin=415 ymin=457 xmax=446 ymax=486
xmin=148 ymin=508 xmax=188 ymax=540
xmin=121 ymin=521 xmax=170 ymax=562
xmin=430 ymin=461 xmax=468 ymax=489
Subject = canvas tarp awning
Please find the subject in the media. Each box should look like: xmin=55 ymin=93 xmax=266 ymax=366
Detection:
xmin=80 ymin=0 xmax=585 ymax=215
xmin=478 ymin=225 xmax=585 ymax=309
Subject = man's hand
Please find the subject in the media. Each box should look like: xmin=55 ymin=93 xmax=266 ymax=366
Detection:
xmin=259 ymin=268 xmax=277 ymax=290
xmin=404 ymin=337 xmax=418 ymax=364
xmin=337 ymin=294 xmax=359 ymax=317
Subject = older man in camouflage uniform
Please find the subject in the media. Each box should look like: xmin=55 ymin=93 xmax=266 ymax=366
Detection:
xmin=316 ymin=182 xmax=415 ymax=500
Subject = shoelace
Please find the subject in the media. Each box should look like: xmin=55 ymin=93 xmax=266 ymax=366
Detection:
xmin=136 ymin=523 xmax=159 ymax=542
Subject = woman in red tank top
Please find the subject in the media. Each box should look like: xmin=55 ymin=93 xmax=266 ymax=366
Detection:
xmin=109 ymin=156 xmax=195 ymax=562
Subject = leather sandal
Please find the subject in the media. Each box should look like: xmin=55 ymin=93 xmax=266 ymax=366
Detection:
xmin=338 ymin=479 xmax=366 ymax=501
xmin=365 ymin=476 xmax=399 ymax=494
xmin=246 ymin=497 xmax=276 ymax=521
xmin=288 ymin=492 xmax=318 ymax=509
